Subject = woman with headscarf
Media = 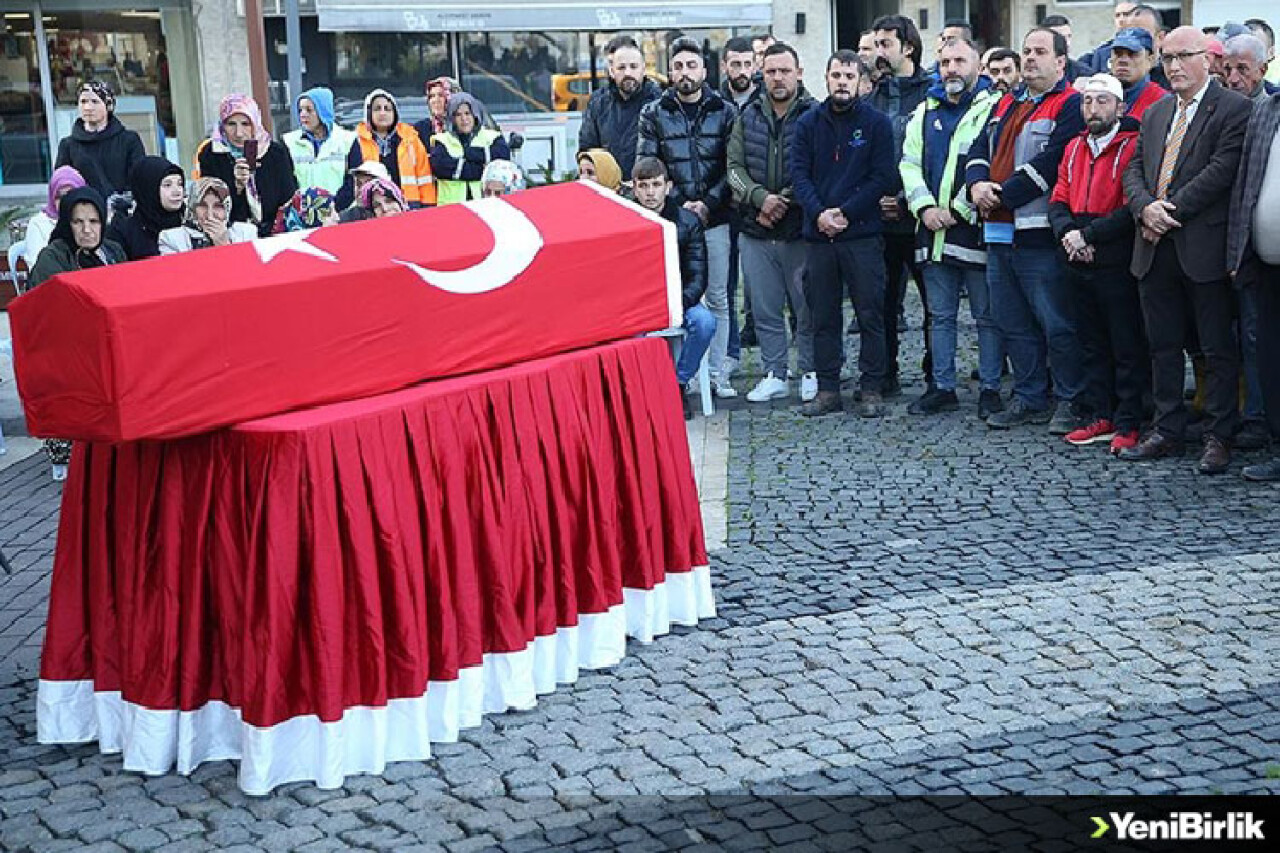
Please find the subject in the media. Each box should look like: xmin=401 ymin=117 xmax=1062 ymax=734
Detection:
xmin=576 ymin=149 xmax=622 ymax=193
xmin=339 ymin=89 xmax=434 ymax=210
xmin=414 ymin=76 xmax=458 ymax=141
xmin=282 ymin=87 xmax=356 ymax=195
xmin=273 ymin=188 xmax=339 ymax=233
xmin=429 ymin=93 xmax=512 ymax=205
xmin=28 ymin=187 xmax=126 ymax=481
xmin=194 ymin=94 xmax=298 ymax=238
xmin=360 ymin=177 xmax=408 ymax=219
xmin=23 ymin=166 xmax=86 ymax=269
xmin=105 ymin=156 xmax=185 ymax=260
xmin=158 ymin=177 xmax=259 ymax=254
xmin=479 ymin=160 xmax=527 ymax=198
xmin=53 ymin=81 xmax=145 ymax=199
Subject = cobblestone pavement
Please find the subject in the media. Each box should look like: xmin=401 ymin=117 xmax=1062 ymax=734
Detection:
xmin=2 ymin=303 xmax=1278 ymax=852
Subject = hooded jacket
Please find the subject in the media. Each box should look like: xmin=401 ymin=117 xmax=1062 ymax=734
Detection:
xmin=429 ymin=93 xmax=512 ymax=205
xmin=340 ymin=89 xmax=435 ymax=208
xmin=636 ymin=85 xmax=738 ymax=227
xmin=789 ymin=95 xmax=896 ymax=243
xmin=659 ymin=197 xmax=709 ymax=310
xmin=578 ymin=77 xmax=663 ymax=180
xmin=54 ymin=115 xmax=145 ymax=199
xmin=727 ymin=84 xmax=816 ymax=241
xmin=28 ymin=187 xmax=125 ymax=288
xmin=107 ymin=156 xmax=185 ymax=260
xmin=283 ymin=87 xmax=358 ymax=195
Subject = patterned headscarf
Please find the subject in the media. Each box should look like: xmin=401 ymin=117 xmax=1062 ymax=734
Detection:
xmin=210 ymin=93 xmax=272 ymax=155
xmin=425 ymin=76 xmax=458 ymax=135
xmin=44 ymin=166 xmax=87 ymax=218
xmin=359 ymin=177 xmax=406 ymax=212
xmin=274 ymin=188 xmax=337 ymax=233
xmin=185 ymin=177 xmax=232 ymax=226
xmin=78 ymin=81 xmax=117 ymax=114
xmin=480 ymin=159 xmax=526 ymax=195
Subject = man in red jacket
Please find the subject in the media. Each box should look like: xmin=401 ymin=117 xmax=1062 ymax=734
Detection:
xmin=1048 ymin=74 xmax=1149 ymax=453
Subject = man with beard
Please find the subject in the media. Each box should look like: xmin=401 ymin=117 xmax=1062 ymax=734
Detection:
xmin=729 ymin=42 xmax=818 ymax=403
xmin=900 ymin=38 xmax=1005 ymax=418
xmin=967 ymin=28 xmax=1086 ymax=433
xmin=791 ymin=51 xmax=895 ymax=417
xmin=578 ymin=35 xmax=662 ymax=181
xmin=720 ymin=36 xmax=759 ymax=108
xmin=858 ymin=31 xmax=883 ymax=88
xmin=1048 ymin=74 xmax=1149 ymax=454
xmin=983 ymin=48 xmax=1022 ymax=95
xmin=871 ymin=14 xmax=934 ymax=397
xmin=1108 ymin=27 xmax=1167 ymax=121
xmin=638 ymin=37 xmax=739 ymax=398
xmin=1119 ymin=26 xmax=1252 ymax=474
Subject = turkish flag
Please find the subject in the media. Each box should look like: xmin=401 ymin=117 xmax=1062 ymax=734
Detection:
xmin=11 ymin=182 xmax=681 ymax=442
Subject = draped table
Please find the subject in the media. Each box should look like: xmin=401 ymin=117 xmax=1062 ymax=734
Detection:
xmin=36 ymin=336 xmax=714 ymax=794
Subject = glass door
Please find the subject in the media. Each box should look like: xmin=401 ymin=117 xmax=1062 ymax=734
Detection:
xmin=0 ymin=9 xmax=51 ymax=184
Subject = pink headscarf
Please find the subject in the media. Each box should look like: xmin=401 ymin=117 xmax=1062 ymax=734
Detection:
xmin=210 ymin=93 xmax=272 ymax=155
xmin=44 ymin=166 xmax=87 ymax=218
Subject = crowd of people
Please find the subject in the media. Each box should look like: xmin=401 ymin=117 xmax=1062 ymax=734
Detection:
xmin=572 ymin=5 xmax=1280 ymax=486
xmin=15 ymin=2 xmax=1280 ymax=487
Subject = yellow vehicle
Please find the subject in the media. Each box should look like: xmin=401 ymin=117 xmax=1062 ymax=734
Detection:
xmin=552 ymin=71 xmax=668 ymax=112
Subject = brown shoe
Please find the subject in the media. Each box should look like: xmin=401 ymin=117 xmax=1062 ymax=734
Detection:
xmin=800 ymin=390 xmax=843 ymax=417
xmin=1198 ymin=434 xmax=1230 ymax=475
xmin=1117 ymin=431 xmax=1184 ymax=461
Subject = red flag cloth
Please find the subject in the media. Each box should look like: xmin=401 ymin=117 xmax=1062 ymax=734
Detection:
xmin=39 ymin=337 xmax=708 ymax=731
xmin=11 ymin=182 xmax=680 ymax=442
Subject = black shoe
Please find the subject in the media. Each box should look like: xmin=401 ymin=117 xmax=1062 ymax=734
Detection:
xmin=1198 ymin=434 xmax=1231 ymax=475
xmin=800 ymin=390 xmax=843 ymax=417
xmin=908 ymin=388 xmax=959 ymax=415
xmin=978 ymin=389 xmax=1005 ymax=420
xmin=1048 ymin=401 xmax=1090 ymax=436
xmin=1234 ymin=420 xmax=1270 ymax=451
xmin=882 ymin=375 xmax=902 ymax=398
xmin=739 ymin=325 xmax=758 ymax=348
xmin=1242 ymin=458 xmax=1280 ymax=482
xmin=987 ymin=397 xmax=1051 ymax=429
xmin=681 ymin=392 xmax=693 ymax=421
xmin=1117 ymin=431 xmax=1185 ymax=461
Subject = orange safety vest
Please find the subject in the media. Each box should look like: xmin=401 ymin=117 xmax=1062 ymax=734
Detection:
xmin=355 ymin=122 xmax=436 ymax=206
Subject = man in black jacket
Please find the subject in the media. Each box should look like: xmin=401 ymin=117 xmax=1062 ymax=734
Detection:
xmin=638 ymin=37 xmax=739 ymax=398
xmin=578 ymin=36 xmax=662 ymax=181
xmin=728 ymin=42 xmax=817 ymax=404
xmin=633 ymin=156 xmax=714 ymax=419
xmin=871 ymin=14 xmax=934 ymax=396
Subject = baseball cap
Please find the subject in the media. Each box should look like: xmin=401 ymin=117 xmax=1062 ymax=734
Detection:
xmin=1111 ymin=27 xmax=1154 ymax=53
xmin=349 ymin=161 xmax=392 ymax=182
xmin=1079 ymin=74 xmax=1124 ymax=101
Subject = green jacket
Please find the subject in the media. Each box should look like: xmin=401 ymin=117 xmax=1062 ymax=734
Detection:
xmin=899 ymin=86 xmax=999 ymax=266
xmin=28 ymin=238 xmax=125 ymax=289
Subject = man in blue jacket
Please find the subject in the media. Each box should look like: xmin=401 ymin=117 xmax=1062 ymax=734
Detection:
xmin=791 ymin=50 xmax=896 ymax=417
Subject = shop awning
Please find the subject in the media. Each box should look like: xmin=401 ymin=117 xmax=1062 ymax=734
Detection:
xmin=315 ymin=0 xmax=771 ymax=32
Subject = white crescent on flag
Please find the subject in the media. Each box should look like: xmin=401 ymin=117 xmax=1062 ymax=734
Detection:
xmin=394 ymin=197 xmax=544 ymax=295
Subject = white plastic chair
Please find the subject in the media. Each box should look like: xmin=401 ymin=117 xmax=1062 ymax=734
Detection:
xmin=8 ymin=240 xmax=26 ymax=295
xmin=650 ymin=327 xmax=713 ymax=417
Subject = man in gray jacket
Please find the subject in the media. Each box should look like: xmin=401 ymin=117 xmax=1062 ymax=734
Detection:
xmin=728 ymin=42 xmax=817 ymax=404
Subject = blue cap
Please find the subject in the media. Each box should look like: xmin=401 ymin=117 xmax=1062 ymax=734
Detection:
xmin=1112 ymin=27 xmax=1154 ymax=53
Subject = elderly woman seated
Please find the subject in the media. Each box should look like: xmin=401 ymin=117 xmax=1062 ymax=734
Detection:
xmin=159 ymin=177 xmax=259 ymax=253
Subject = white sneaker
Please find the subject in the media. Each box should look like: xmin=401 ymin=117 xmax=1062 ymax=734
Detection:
xmin=711 ymin=378 xmax=738 ymax=399
xmin=800 ymin=372 xmax=818 ymax=403
xmin=746 ymin=372 xmax=790 ymax=402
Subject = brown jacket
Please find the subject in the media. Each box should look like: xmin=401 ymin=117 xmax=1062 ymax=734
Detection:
xmin=1122 ymin=81 xmax=1252 ymax=282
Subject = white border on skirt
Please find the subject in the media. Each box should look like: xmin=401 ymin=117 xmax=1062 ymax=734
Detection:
xmin=37 ymin=567 xmax=715 ymax=796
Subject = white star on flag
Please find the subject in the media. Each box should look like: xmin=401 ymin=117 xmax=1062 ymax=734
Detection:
xmin=252 ymin=230 xmax=339 ymax=264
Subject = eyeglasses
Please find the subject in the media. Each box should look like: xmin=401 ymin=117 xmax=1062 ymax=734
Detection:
xmin=1159 ymin=50 xmax=1206 ymax=67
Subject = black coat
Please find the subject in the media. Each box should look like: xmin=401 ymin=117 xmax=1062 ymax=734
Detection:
xmin=660 ymin=197 xmax=708 ymax=310
xmin=578 ymin=78 xmax=663 ymax=180
xmin=106 ymin=155 xmax=184 ymax=261
xmin=196 ymin=139 xmax=298 ymax=238
xmin=637 ymin=86 xmax=738 ymax=227
xmin=54 ymin=116 xmax=145 ymax=199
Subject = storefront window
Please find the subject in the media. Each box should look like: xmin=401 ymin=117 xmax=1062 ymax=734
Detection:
xmin=330 ymin=32 xmax=449 ymax=124
xmin=0 ymin=11 xmax=49 ymax=184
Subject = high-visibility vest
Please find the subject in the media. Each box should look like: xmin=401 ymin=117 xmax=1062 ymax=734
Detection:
xmin=431 ymin=128 xmax=502 ymax=205
xmin=355 ymin=122 xmax=436 ymax=206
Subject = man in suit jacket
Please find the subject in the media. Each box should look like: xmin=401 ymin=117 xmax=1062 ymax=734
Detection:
xmin=1119 ymin=26 xmax=1253 ymax=474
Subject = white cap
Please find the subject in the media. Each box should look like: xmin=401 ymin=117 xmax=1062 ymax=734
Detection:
xmin=1079 ymin=74 xmax=1123 ymax=102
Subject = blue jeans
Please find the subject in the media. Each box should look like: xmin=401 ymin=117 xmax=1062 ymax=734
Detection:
xmin=923 ymin=262 xmax=1003 ymax=392
xmin=986 ymin=244 xmax=1082 ymax=409
xmin=676 ymin=303 xmax=716 ymax=385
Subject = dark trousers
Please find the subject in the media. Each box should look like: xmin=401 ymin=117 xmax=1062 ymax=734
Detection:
xmin=1139 ymin=240 xmax=1240 ymax=442
xmin=727 ymin=225 xmax=741 ymax=360
xmin=1070 ymin=262 xmax=1150 ymax=432
xmin=808 ymin=236 xmax=887 ymax=393
xmin=882 ymin=231 xmax=932 ymax=383
xmin=1255 ymin=261 xmax=1280 ymax=438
